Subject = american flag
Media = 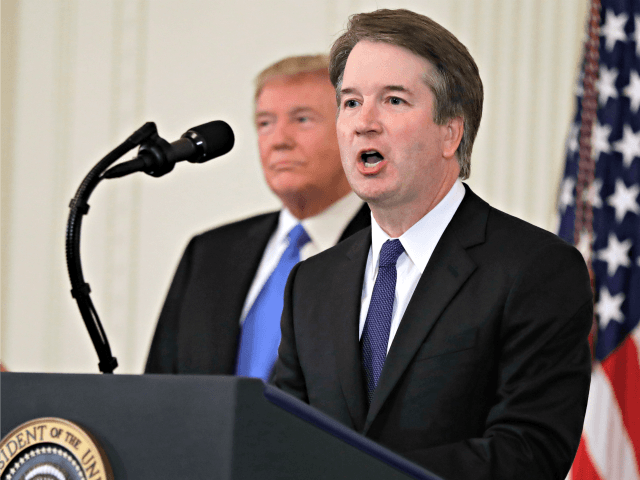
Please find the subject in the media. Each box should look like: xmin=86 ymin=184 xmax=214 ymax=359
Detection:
xmin=557 ymin=0 xmax=640 ymax=478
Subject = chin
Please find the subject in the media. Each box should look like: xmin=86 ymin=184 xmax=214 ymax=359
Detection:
xmin=271 ymin=183 xmax=309 ymax=201
xmin=351 ymin=189 xmax=385 ymax=205
xmin=268 ymin=175 xmax=306 ymax=194
xmin=355 ymin=184 xmax=405 ymax=210
xmin=349 ymin=178 xmax=388 ymax=200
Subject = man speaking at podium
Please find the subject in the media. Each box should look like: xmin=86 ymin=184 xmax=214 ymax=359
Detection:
xmin=274 ymin=9 xmax=593 ymax=480
xmin=145 ymin=55 xmax=369 ymax=378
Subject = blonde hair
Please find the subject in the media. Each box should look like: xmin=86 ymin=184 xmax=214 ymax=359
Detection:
xmin=254 ymin=54 xmax=330 ymax=101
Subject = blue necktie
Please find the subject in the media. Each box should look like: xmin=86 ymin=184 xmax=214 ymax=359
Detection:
xmin=236 ymin=224 xmax=310 ymax=381
xmin=361 ymin=239 xmax=405 ymax=403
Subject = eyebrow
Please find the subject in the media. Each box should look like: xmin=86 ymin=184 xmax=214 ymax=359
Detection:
xmin=289 ymin=106 xmax=318 ymax=116
xmin=255 ymin=111 xmax=275 ymax=119
xmin=339 ymin=85 xmax=413 ymax=98
xmin=255 ymin=106 xmax=318 ymax=117
xmin=383 ymin=85 xmax=412 ymax=94
xmin=340 ymin=87 xmax=357 ymax=97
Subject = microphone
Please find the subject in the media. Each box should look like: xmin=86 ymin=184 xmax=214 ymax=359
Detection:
xmin=103 ymin=120 xmax=235 ymax=179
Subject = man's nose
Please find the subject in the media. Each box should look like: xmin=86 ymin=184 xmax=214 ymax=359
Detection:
xmin=271 ymin=120 xmax=295 ymax=149
xmin=355 ymin=102 xmax=382 ymax=136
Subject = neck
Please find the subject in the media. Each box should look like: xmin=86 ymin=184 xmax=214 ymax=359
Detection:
xmin=281 ymin=185 xmax=352 ymax=220
xmin=371 ymin=176 xmax=458 ymax=238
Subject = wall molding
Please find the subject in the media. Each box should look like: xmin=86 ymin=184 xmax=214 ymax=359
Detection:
xmin=0 ymin=0 xmax=21 ymax=362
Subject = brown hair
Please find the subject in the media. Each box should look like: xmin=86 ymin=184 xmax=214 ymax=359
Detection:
xmin=254 ymin=54 xmax=330 ymax=102
xmin=329 ymin=9 xmax=483 ymax=179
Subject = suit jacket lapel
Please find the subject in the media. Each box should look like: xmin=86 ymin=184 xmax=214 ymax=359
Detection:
xmin=363 ymin=186 xmax=489 ymax=432
xmin=331 ymin=228 xmax=371 ymax=432
xmin=234 ymin=212 xmax=280 ymax=296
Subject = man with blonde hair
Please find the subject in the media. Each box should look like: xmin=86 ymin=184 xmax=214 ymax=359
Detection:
xmin=274 ymin=9 xmax=592 ymax=480
xmin=146 ymin=54 xmax=369 ymax=378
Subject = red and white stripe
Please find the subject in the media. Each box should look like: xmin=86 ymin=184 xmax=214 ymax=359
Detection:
xmin=568 ymin=326 xmax=640 ymax=480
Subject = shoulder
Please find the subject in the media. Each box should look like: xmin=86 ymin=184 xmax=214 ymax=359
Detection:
xmin=488 ymin=206 xmax=570 ymax=252
xmin=460 ymin=185 xmax=582 ymax=262
xmin=452 ymin=187 xmax=590 ymax=298
xmin=488 ymin=207 xmax=589 ymax=293
xmin=190 ymin=211 xmax=279 ymax=245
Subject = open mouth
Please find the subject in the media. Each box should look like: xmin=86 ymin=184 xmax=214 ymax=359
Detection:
xmin=360 ymin=150 xmax=384 ymax=167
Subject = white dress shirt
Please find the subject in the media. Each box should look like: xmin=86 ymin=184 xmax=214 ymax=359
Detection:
xmin=358 ymin=179 xmax=466 ymax=352
xmin=240 ymin=191 xmax=364 ymax=324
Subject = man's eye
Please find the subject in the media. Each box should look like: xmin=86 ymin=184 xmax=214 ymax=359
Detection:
xmin=344 ymin=99 xmax=360 ymax=108
xmin=296 ymin=116 xmax=309 ymax=123
xmin=389 ymin=96 xmax=404 ymax=105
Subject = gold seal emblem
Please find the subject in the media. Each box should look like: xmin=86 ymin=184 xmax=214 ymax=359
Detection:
xmin=0 ymin=417 xmax=112 ymax=480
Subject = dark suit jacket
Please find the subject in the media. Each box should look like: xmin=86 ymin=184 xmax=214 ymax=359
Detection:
xmin=274 ymin=185 xmax=593 ymax=480
xmin=145 ymin=204 xmax=370 ymax=374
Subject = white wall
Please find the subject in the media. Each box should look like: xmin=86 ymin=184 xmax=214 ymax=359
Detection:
xmin=1 ymin=0 xmax=588 ymax=374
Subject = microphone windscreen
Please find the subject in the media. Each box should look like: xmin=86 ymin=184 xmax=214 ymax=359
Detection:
xmin=187 ymin=120 xmax=235 ymax=162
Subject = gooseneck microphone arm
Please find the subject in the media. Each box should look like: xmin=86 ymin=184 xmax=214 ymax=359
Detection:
xmin=66 ymin=122 xmax=158 ymax=374
xmin=66 ymin=120 xmax=234 ymax=374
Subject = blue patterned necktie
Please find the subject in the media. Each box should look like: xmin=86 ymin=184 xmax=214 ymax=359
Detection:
xmin=361 ymin=239 xmax=405 ymax=403
xmin=236 ymin=223 xmax=310 ymax=381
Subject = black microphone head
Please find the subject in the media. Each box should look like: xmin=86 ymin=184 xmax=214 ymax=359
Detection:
xmin=182 ymin=120 xmax=235 ymax=163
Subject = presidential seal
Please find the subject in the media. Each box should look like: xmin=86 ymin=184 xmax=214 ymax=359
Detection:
xmin=0 ymin=417 xmax=112 ymax=480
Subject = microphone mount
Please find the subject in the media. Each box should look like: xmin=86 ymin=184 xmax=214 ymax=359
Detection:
xmin=102 ymin=120 xmax=234 ymax=179
xmin=102 ymin=133 xmax=179 ymax=179
xmin=66 ymin=121 xmax=159 ymax=373
xmin=66 ymin=120 xmax=233 ymax=373
xmin=135 ymin=134 xmax=177 ymax=177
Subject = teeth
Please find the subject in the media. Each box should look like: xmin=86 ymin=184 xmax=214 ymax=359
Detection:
xmin=360 ymin=150 xmax=384 ymax=167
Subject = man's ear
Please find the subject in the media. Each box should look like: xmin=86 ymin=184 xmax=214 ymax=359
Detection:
xmin=443 ymin=116 xmax=464 ymax=159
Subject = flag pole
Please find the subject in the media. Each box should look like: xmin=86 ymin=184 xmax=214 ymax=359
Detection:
xmin=574 ymin=0 xmax=601 ymax=358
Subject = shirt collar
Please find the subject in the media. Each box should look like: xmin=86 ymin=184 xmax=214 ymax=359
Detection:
xmin=273 ymin=208 xmax=299 ymax=246
xmin=370 ymin=179 xmax=466 ymax=272
xmin=277 ymin=191 xmax=364 ymax=250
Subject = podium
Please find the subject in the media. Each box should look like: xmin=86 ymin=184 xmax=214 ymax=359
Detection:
xmin=1 ymin=373 xmax=442 ymax=479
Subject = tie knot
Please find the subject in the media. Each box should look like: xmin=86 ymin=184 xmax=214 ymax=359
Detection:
xmin=288 ymin=224 xmax=310 ymax=250
xmin=379 ymin=239 xmax=404 ymax=267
